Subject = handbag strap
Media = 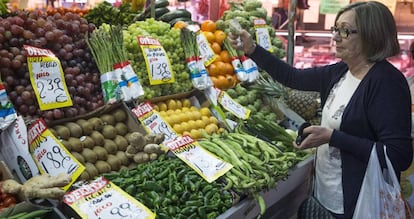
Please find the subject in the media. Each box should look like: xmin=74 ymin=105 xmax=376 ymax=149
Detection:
xmin=309 ymin=149 xmax=317 ymax=196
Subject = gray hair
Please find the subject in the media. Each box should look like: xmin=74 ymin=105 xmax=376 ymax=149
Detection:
xmin=335 ymin=1 xmax=400 ymax=62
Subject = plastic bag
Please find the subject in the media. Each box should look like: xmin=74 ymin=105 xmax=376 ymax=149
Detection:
xmin=353 ymin=145 xmax=406 ymax=219
xmin=0 ymin=83 xmax=17 ymax=131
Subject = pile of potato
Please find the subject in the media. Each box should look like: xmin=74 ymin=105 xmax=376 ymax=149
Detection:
xmin=49 ymin=107 xmax=166 ymax=181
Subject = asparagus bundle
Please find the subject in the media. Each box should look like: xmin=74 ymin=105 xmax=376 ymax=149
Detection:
xmin=181 ymin=27 xmax=213 ymax=90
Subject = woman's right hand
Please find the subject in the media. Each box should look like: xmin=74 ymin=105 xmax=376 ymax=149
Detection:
xmin=228 ymin=29 xmax=257 ymax=55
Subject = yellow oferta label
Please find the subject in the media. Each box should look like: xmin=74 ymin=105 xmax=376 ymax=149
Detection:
xmin=25 ymin=45 xmax=73 ymax=110
xmin=138 ymin=36 xmax=175 ymax=85
xmin=27 ymin=118 xmax=84 ymax=190
xmin=63 ymin=177 xmax=155 ymax=219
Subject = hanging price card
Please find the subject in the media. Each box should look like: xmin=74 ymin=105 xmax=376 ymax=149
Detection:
xmin=131 ymin=102 xmax=178 ymax=144
xmin=196 ymin=32 xmax=217 ymax=66
xmin=166 ymin=135 xmax=232 ymax=182
xmin=138 ymin=36 xmax=175 ymax=85
xmin=28 ymin=118 xmax=84 ymax=190
xmin=24 ymin=45 xmax=73 ymax=111
xmin=253 ymin=19 xmax=273 ymax=52
xmin=218 ymin=90 xmax=251 ymax=120
xmin=64 ymin=177 xmax=155 ymax=219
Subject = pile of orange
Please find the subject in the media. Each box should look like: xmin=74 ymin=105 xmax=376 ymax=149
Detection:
xmin=200 ymin=20 xmax=238 ymax=90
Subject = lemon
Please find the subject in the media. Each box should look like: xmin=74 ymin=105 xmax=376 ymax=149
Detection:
xmin=159 ymin=111 xmax=167 ymax=117
xmin=167 ymin=99 xmax=177 ymax=110
xmin=178 ymin=113 xmax=188 ymax=123
xmin=166 ymin=109 xmax=175 ymax=115
xmin=173 ymin=124 xmax=184 ymax=134
xmin=180 ymin=122 xmax=190 ymax=132
xmin=188 ymin=120 xmax=197 ymax=130
xmin=170 ymin=114 xmax=180 ymax=125
xmin=205 ymin=123 xmax=219 ymax=134
xmin=181 ymin=107 xmax=190 ymax=112
xmin=175 ymin=109 xmax=182 ymax=114
xmin=182 ymin=130 xmax=191 ymax=137
xmin=190 ymin=129 xmax=202 ymax=139
xmin=200 ymin=107 xmax=211 ymax=117
xmin=176 ymin=100 xmax=183 ymax=109
xmin=201 ymin=116 xmax=210 ymax=125
xmin=209 ymin=116 xmax=218 ymax=125
xmin=195 ymin=119 xmax=205 ymax=129
xmin=190 ymin=106 xmax=198 ymax=111
xmin=192 ymin=111 xmax=202 ymax=120
xmin=153 ymin=105 xmax=160 ymax=111
xmin=182 ymin=98 xmax=191 ymax=108
xmin=158 ymin=102 xmax=168 ymax=111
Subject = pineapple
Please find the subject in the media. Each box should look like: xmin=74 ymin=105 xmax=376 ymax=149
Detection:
xmin=251 ymin=72 xmax=320 ymax=121
xmin=285 ymin=89 xmax=320 ymax=121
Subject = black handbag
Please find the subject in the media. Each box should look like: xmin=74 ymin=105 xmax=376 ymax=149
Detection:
xmin=297 ymin=196 xmax=335 ymax=219
xmin=297 ymin=153 xmax=335 ymax=219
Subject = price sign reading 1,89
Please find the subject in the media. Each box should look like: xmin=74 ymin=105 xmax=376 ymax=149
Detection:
xmin=24 ymin=45 xmax=73 ymax=111
xmin=28 ymin=118 xmax=84 ymax=191
xmin=138 ymin=36 xmax=175 ymax=85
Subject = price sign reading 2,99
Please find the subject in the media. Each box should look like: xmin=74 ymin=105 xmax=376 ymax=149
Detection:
xmin=24 ymin=45 xmax=73 ymax=111
xmin=138 ymin=36 xmax=175 ymax=85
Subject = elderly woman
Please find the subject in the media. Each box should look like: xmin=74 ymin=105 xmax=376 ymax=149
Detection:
xmin=230 ymin=1 xmax=413 ymax=218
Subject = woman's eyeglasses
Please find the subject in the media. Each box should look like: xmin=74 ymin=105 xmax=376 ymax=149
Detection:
xmin=330 ymin=26 xmax=358 ymax=38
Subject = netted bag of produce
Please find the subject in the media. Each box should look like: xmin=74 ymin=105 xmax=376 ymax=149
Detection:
xmin=123 ymin=18 xmax=193 ymax=99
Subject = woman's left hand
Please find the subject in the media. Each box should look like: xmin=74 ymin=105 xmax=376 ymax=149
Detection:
xmin=294 ymin=125 xmax=333 ymax=150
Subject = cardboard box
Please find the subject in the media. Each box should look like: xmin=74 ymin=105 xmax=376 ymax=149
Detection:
xmin=0 ymin=116 xmax=39 ymax=183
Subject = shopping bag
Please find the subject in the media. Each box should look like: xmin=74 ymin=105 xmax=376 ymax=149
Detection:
xmin=353 ymin=145 xmax=406 ymax=219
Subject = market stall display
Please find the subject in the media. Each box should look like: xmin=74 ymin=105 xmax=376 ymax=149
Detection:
xmin=0 ymin=0 xmax=316 ymax=217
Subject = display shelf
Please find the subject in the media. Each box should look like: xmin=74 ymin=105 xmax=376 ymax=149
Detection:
xmin=217 ymin=155 xmax=314 ymax=219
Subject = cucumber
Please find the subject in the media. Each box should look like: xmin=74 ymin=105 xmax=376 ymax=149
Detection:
xmin=159 ymin=9 xmax=192 ymax=22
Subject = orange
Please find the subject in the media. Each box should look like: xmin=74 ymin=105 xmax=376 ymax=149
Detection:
xmin=214 ymin=75 xmax=227 ymax=89
xmin=203 ymin=31 xmax=215 ymax=44
xmin=211 ymin=42 xmax=222 ymax=54
xmin=219 ymin=50 xmax=231 ymax=63
xmin=173 ymin=21 xmax=188 ymax=29
xmin=201 ymin=20 xmax=216 ymax=32
xmin=223 ymin=62 xmax=234 ymax=75
xmin=214 ymin=55 xmax=222 ymax=63
xmin=210 ymin=76 xmax=219 ymax=87
xmin=207 ymin=63 xmax=220 ymax=76
xmin=225 ymin=74 xmax=237 ymax=88
xmin=214 ymin=30 xmax=226 ymax=45
xmin=214 ymin=61 xmax=227 ymax=75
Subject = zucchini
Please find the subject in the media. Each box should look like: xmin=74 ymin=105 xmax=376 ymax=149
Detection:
xmin=155 ymin=7 xmax=170 ymax=19
xmin=155 ymin=0 xmax=169 ymax=8
xmin=159 ymin=9 xmax=192 ymax=22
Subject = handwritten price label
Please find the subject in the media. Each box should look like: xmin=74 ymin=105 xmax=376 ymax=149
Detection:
xmin=253 ymin=19 xmax=273 ymax=52
xmin=138 ymin=36 xmax=174 ymax=85
xmin=166 ymin=135 xmax=232 ymax=183
xmin=64 ymin=177 xmax=155 ymax=219
xmin=131 ymin=102 xmax=178 ymax=144
xmin=28 ymin=118 xmax=84 ymax=190
xmin=218 ymin=91 xmax=251 ymax=120
xmin=25 ymin=45 xmax=73 ymax=110
xmin=196 ymin=32 xmax=217 ymax=66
